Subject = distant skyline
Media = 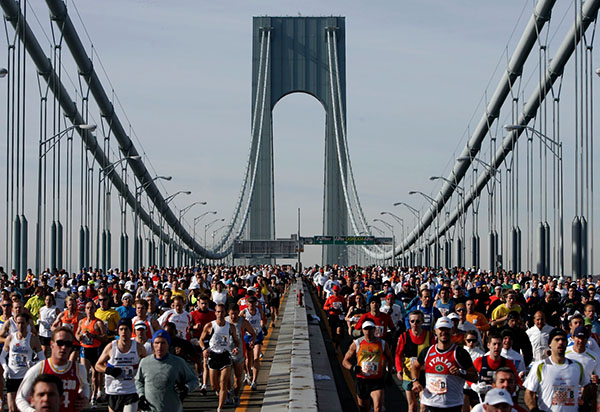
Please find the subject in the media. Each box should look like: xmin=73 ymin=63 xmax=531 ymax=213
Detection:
xmin=0 ymin=1 xmax=598 ymax=273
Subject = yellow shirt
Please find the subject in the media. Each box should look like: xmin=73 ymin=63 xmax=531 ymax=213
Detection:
xmin=490 ymin=304 xmax=522 ymax=326
xmin=171 ymin=289 xmax=187 ymax=303
xmin=95 ymin=308 xmax=120 ymax=336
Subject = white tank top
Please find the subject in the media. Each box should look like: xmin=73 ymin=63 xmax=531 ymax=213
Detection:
xmin=226 ymin=316 xmax=244 ymax=354
xmin=7 ymin=332 xmax=32 ymax=379
xmin=8 ymin=318 xmax=32 ymax=335
xmin=209 ymin=320 xmax=232 ymax=354
xmin=38 ymin=306 xmax=58 ymax=338
xmin=242 ymin=308 xmax=261 ymax=334
xmin=105 ymin=340 xmax=139 ymax=395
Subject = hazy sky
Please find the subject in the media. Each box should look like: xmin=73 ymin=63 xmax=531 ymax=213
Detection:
xmin=1 ymin=0 xmax=598 ymax=272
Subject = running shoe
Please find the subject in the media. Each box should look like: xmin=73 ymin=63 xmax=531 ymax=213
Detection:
xmin=234 ymin=396 xmax=240 ymax=406
xmin=244 ymin=373 xmax=251 ymax=385
xmin=251 ymin=381 xmax=257 ymax=391
xmin=199 ymin=383 xmax=207 ymax=396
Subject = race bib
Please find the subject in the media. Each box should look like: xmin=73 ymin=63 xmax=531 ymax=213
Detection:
xmin=81 ymin=334 xmax=93 ymax=346
xmin=361 ymin=361 xmax=378 ymax=377
xmin=427 ymin=376 xmax=448 ymax=394
xmin=332 ymin=302 xmax=342 ymax=310
xmin=552 ymin=385 xmax=576 ymax=406
xmin=14 ymin=354 xmax=27 ymax=368
xmin=121 ymin=366 xmax=135 ymax=381
xmin=375 ymin=325 xmax=384 ymax=338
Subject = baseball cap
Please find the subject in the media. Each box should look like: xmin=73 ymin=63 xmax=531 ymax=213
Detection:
xmin=476 ymin=281 xmax=484 ymax=288
xmin=332 ymin=285 xmax=340 ymax=291
xmin=447 ymin=312 xmax=459 ymax=321
xmin=134 ymin=320 xmax=147 ymax=330
xmin=484 ymin=388 xmax=513 ymax=406
xmin=362 ymin=320 xmax=376 ymax=329
xmin=434 ymin=317 xmax=453 ymax=329
xmin=455 ymin=303 xmax=466 ymax=310
xmin=573 ymin=325 xmax=590 ymax=339
xmin=122 ymin=292 xmax=133 ymax=301
xmin=512 ymin=284 xmax=521 ymax=290
xmin=117 ymin=318 xmax=132 ymax=330
xmin=548 ymin=327 xmax=567 ymax=343
xmin=152 ymin=329 xmax=171 ymax=345
xmin=77 ymin=285 xmax=86 ymax=293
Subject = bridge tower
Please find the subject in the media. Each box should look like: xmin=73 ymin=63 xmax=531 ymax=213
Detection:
xmin=248 ymin=16 xmax=349 ymax=265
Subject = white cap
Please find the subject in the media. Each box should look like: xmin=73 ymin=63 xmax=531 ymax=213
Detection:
xmin=447 ymin=312 xmax=460 ymax=321
xmin=484 ymin=388 xmax=513 ymax=406
xmin=122 ymin=292 xmax=134 ymax=301
xmin=134 ymin=320 xmax=147 ymax=330
xmin=361 ymin=320 xmax=376 ymax=329
xmin=434 ymin=317 xmax=453 ymax=329
xmin=77 ymin=286 xmax=86 ymax=293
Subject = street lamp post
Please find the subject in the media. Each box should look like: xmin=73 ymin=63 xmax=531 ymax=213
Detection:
xmin=160 ymin=190 xmax=191 ymax=267
xmin=380 ymin=211 xmax=404 ymax=264
xmin=374 ymin=218 xmax=395 ymax=267
xmin=36 ymin=124 xmax=96 ymax=275
xmin=212 ymin=224 xmax=232 ymax=250
xmin=193 ymin=211 xmax=217 ymax=240
xmin=95 ymin=156 xmax=141 ymax=272
xmin=394 ymin=201 xmax=422 ymax=266
xmin=504 ymin=124 xmax=564 ymax=277
xmin=430 ymin=176 xmax=466 ymax=267
xmin=408 ymin=191 xmax=440 ymax=268
xmin=176 ymin=201 xmax=206 ymax=266
xmin=457 ymin=156 xmax=503 ymax=273
xmin=205 ymin=218 xmax=224 ymax=264
xmin=133 ymin=175 xmax=172 ymax=271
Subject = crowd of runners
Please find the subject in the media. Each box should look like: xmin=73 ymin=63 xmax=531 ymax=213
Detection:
xmin=0 ymin=265 xmax=291 ymax=412
xmin=310 ymin=266 xmax=600 ymax=412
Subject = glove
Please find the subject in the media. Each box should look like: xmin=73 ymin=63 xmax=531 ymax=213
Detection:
xmin=351 ymin=364 xmax=362 ymax=375
xmin=138 ymin=396 xmax=151 ymax=411
xmin=174 ymin=382 xmax=189 ymax=401
xmin=472 ymin=381 xmax=491 ymax=395
xmin=105 ymin=366 xmax=123 ymax=378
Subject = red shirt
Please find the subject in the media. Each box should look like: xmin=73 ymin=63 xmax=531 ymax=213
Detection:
xmin=323 ymin=295 xmax=346 ymax=315
xmin=355 ymin=311 xmax=394 ymax=339
xmin=41 ymin=360 xmax=82 ymax=412
xmin=470 ymin=355 xmax=522 ymax=386
xmin=191 ymin=309 xmax=216 ymax=339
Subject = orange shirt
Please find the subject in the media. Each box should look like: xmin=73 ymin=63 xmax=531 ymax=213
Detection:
xmin=466 ymin=312 xmax=490 ymax=332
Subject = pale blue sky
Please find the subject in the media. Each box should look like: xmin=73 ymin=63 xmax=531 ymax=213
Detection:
xmin=1 ymin=0 xmax=597 ymax=272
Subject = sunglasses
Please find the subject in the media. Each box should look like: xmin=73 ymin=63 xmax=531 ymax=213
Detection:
xmin=54 ymin=340 xmax=74 ymax=348
xmin=1 ymin=304 xmax=10 ymax=307
xmin=98 ymin=298 xmax=107 ymax=302
xmin=465 ymin=339 xmax=477 ymax=343
xmin=410 ymin=320 xmax=422 ymax=324
xmin=456 ymin=308 xmax=465 ymax=312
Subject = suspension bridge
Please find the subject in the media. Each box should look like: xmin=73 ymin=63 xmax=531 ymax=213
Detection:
xmin=0 ymin=0 xmax=598 ymax=280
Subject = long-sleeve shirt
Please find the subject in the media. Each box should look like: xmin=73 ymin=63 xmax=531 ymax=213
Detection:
xmin=135 ymin=353 xmax=199 ymax=412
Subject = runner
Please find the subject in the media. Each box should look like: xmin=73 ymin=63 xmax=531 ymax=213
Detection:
xmin=133 ymin=321 xmax=152 ymax=354
xmin=342 ymin=320 xmax=393 ymax=412
xmin=135 ymin=330 xmax=198 ymax=412
xmin=471 ymin=332 xmax=521 ymax=396
xmin=38 ymin=294 xmax=59 ymax=356
xmin=190 ymin=295 xmax=216 ymax=395
xmin=30 ymin=374 xmax=63 ymax=412
xmin=226 ymin=303 xmax=256 ymax=406
xmin=0 ymin=313 xmax=44 ymax=412
xmin=395 ymin=310 xmax=433 ymax=412
xmin=158 ymin=296 xmax=192 ymax=340
xmin=95 ymin=292 xmax=121 ymax=340
xmin=565 ymin=325 xmax=600 ymax=384
xmin=411 ymin=317 xmax=478 ymax=412
xmin=199 ymin=303 xmax=240 ymax=412
xmin=131 ymin=299 xmax=160 ymax=340
xmin=16 ymin=326 xmax=90 ymax=412
xmin=524 ymin=327 xmax=595 ymax=412
xmin=323 ymin=284 xmax=346 ymax=349
xmin=240 ymin=295 xmax=265 ymax=390
xmin=95 ymin=318 xmax=147 ymax=412
xmin=76 ymin=300 xmax=106 ymax=406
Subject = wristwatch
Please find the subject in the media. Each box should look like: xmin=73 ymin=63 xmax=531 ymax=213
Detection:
xmin=410 ymin=378 xmax=418 ymax=383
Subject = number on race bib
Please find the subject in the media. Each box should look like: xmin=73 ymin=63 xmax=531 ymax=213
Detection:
xmin=552 ymin=385 xmax=576 ymax=406
xmin=427 ymin=376 xmax=448 ymax=394
xmin=361 ymin=361 xmax=378 ymax=377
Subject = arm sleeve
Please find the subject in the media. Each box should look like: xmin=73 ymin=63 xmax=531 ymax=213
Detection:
xmin=15 ymin=361 xmax=44 ymax=412
xmin=77 ymin=364 xmax=90 ymax=400
xmin=394 ymin=332 xmax=406 ymax=372
xmin=135 ymin=359 xmax=145 ymax=397
xmin=180 ymin=358 xmax=200 ymax=392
